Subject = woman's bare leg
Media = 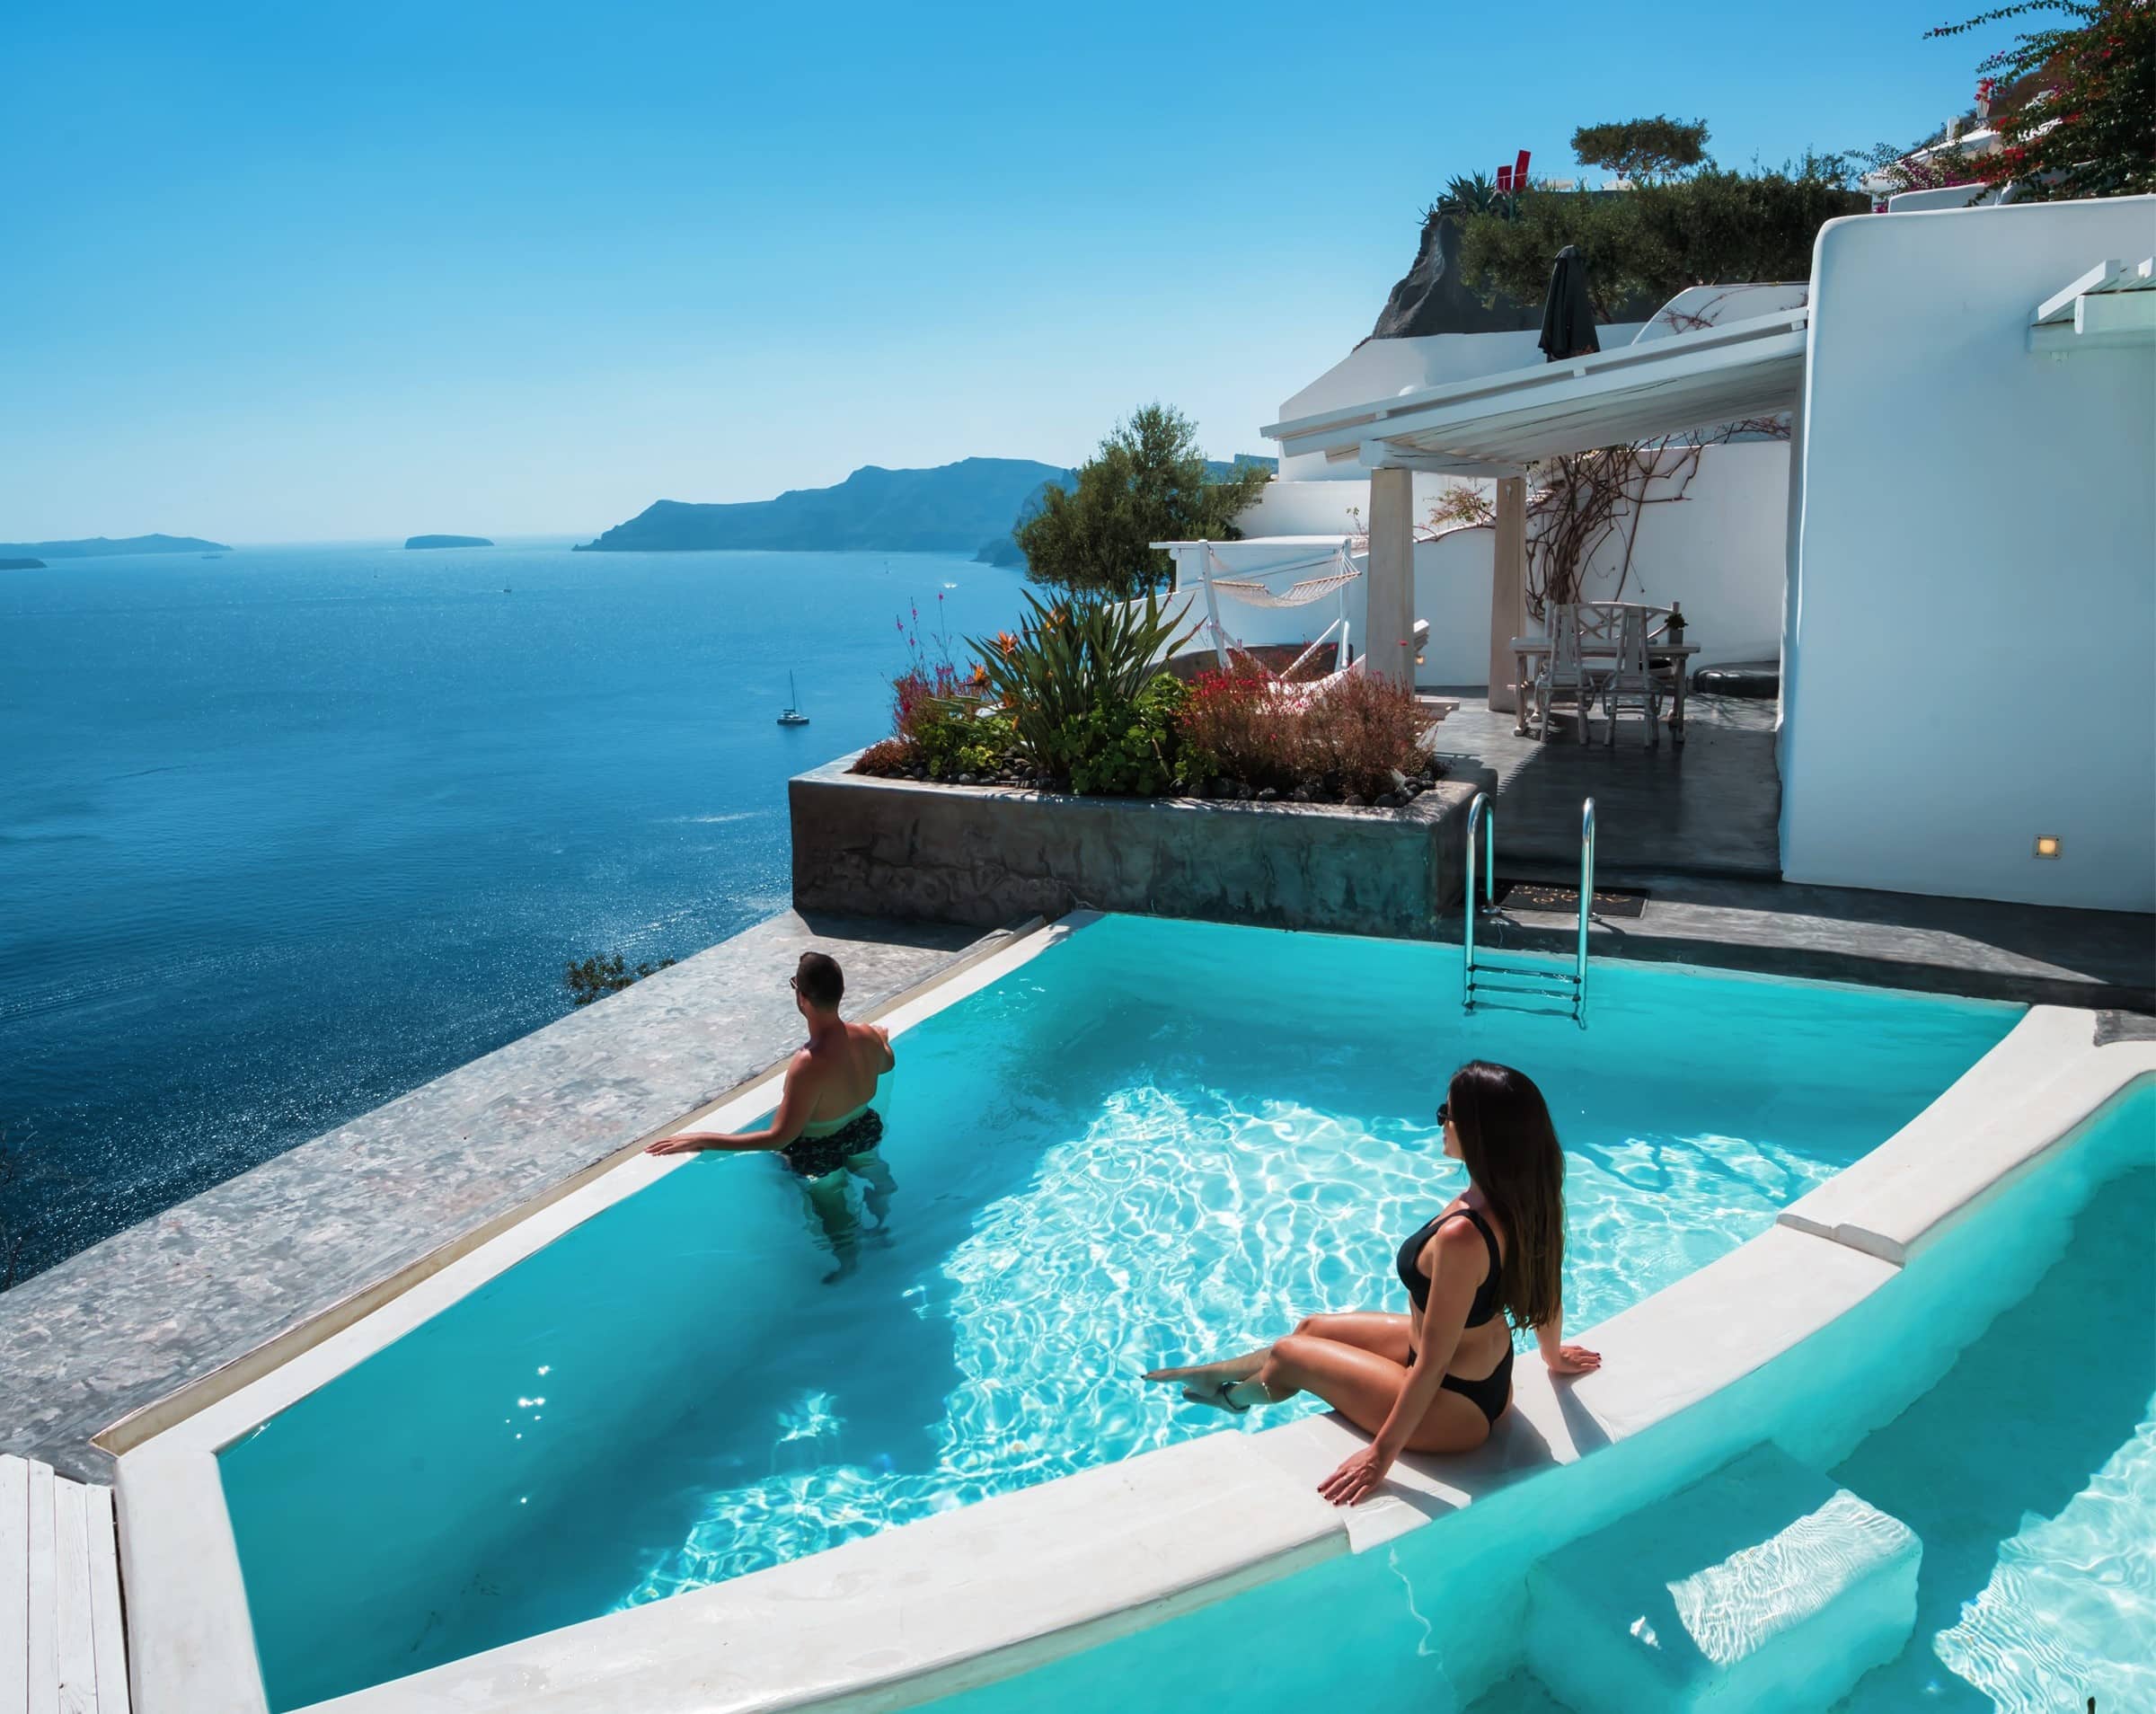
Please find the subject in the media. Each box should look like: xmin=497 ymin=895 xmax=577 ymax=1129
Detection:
xmin=1143 ymin=1347 xmax=1272 ymax=1400
xmin=1238 ymin=1335 xmax=1496 ymax=1454
xmin=1294 ymin=1312 xmax=1413 ymax=1362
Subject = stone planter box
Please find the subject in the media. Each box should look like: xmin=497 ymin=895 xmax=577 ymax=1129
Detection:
xmin=791 ymin=754 xmax=1493 ymax=941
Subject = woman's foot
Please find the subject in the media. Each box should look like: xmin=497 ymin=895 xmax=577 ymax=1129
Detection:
xmin=1145 ymin=1355 xmax=1268 ymax=1412
xmin=1180 ymin=1378 xmax=1262 ymax=1413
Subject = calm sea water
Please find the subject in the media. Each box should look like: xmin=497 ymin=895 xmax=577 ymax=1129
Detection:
xmin=0 ymin=540 xmax=1029 ymax=1284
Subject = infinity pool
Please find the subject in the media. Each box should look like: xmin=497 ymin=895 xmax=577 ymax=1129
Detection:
xmin=215 ymin=915 xmax=2018 ymax=1708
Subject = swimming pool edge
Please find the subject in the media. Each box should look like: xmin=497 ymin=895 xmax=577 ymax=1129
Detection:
xmin=110 ymin=979 xmax=2156 ymax=1714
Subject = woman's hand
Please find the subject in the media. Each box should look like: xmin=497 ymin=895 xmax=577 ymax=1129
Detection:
xmin=1317 ymin=1444 xmax=1395 ymax=1507
xmin=1544 ymin=1344 xmax=1602 ymax=1375
xmin=645 ymin=1133 xmax=711 ymax=1156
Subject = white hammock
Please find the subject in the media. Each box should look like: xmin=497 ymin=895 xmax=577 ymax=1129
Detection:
xmin=1208 ymin=570 xmax=1360 ymax=608
xmin=1194 ymin=543 xmax=1361 ymax=676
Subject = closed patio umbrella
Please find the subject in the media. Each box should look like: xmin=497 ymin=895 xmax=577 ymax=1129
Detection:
xmin=1538 ymin=244 xmax=1601 ymax=362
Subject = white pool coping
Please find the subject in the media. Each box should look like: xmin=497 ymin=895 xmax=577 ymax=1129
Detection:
xmin=110 ymin=926 xmax=2156 ymax=1714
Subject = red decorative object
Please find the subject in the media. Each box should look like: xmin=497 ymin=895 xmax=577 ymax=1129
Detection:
xmin=1514 ymin=148 xmax=1532 ymax=186
xmin=1496 ymin=165 xmax=1514 ymax=192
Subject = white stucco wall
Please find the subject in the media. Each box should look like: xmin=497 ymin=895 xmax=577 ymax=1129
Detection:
xmin=1780 ymin=197 xmax=2156 ymax=913
xmin=1402 ymin=441 xmax=1790 ymax=686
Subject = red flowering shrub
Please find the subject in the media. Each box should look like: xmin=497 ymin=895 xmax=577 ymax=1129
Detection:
xmin=854 ymin=737 xmax=917 ymax=776
xmin=1176 ymin=667 xmax=1306 ymax=790
xmin=1177 ymin=667 xmax=1434 ymax=798
xmin=1300 ymin=672 xmax=1433 ymax=797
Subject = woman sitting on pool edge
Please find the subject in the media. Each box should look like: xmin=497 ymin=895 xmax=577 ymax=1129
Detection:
xmin=1145 ymin=1060 xmax=1600 ymax=1506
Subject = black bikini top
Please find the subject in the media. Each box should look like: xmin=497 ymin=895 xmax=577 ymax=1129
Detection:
xmin=1396 ymin=1204 xmax=1505 ymax=1327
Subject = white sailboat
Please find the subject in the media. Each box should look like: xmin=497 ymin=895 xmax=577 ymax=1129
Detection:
xmin=777 ymin=671 xmax=810 ymax=727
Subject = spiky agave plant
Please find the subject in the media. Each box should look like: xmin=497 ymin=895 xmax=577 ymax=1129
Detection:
xmin=970 ymin=591 xmax=1197 ymax=782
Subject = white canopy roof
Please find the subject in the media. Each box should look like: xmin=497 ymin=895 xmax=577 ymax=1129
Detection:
xmin=1262 ymin=308 xmax=1809 ymax=475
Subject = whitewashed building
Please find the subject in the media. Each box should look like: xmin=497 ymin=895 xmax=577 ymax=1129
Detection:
xmin=1235 ymin=197 xmax=2155 ymax=912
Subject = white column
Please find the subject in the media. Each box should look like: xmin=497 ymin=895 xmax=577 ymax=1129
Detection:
xmin=1366 ymin=464 xmax=1415 ymax=688
xmin=1487 ymin=475 xmax=1526 ymax=711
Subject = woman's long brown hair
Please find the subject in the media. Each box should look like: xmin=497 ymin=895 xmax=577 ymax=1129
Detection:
xmin=1448 ymin=1060 xmax=1565 ymax=1330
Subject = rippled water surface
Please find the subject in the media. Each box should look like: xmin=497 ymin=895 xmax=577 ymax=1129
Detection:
xmin=217 ymin=914 xmax=2018 ymax=1709
xmin=0 ymin=542 xmax=1026 ymax=1278
xmin=1829 ymin=1154 xmax=2156 ymax=1714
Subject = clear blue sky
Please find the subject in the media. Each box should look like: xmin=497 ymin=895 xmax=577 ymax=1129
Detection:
xmin=0 ymin=0 xmax=2016 ymax=543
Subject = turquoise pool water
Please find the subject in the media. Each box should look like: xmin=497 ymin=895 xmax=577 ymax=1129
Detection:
xmin=214 ymin=915 xmax=2018 ymax=1708
xmin=1826 ymin=1085 xmax=2154 ymax=1713
xmin=1456 ymin=1079 xmax=2156 ymax=1714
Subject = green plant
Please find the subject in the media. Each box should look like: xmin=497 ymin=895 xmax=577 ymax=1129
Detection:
xmin=970 ymin=589 xmax=1197 ymax=789
xmin=911 ymin=700 xmax=1017 ymax=780
xmin=1060 ymin=674 xmax=1188 ymax=796
xmin=1014 ymin=404 xmax=1272 ymax=597
xmin=1429 ymin=171 xmax=1519 ymax=223
xmin=1456 ymin=165 xmax=1868 ymax=321
xmin=565 ymin=951 xmax=677 ymax=1008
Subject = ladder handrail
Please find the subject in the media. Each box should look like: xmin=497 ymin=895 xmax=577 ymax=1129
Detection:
xmin=1463 ymin=791 xmax=1595 ymax=1027
xmin=1577 ymin=797 xmax=1595 ymax=1028
xmin=1463 ymin=791 xmax=1496 ymax=1008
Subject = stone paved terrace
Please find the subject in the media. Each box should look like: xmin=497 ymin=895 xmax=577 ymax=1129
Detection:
xmin=0 ymin=911 xmax=990 ymax=1481
xmin=1427 ymin=694 xmax=1781 ymax=879
xmin=1462 ymin=870 xmax=2156 ymax=1012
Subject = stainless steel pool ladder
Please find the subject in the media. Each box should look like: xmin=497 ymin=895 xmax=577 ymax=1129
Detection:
xmin=1462 ymin=794 xmax=1595 ymax=1027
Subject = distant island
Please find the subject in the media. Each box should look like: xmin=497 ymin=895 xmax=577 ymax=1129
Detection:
xmin=0 ymin=557 xmax=46 ymax=570
xmin=577 ymin=454 xmax=1275 ymax=563
xmin=0 ymin=533 xmax=232 ymax=560
xmin=578 ymin=458 xmax=1071 ymax=558
xmin=404 ymin=535 xmax=493 ymax=549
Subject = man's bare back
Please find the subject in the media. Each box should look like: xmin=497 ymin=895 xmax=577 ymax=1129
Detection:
xmin=645 ymin=950 xmax=893 ymax=1163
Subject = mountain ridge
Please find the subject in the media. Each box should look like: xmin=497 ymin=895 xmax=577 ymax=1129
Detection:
xmin=0 ymin=533 xmax=232 ymax=559
xmin=579 ymin=453 xmax=1279 ymax=565
xmin=577 ymin=458 xmax=1073 ymax=557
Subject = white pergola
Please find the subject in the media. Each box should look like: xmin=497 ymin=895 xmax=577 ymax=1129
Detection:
xmin=1261 ymin=308 xmax=1810 ymax=702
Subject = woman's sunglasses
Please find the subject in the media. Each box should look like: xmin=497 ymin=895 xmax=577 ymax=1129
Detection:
xmin=1436 ymin=1101 xmax=1452 ymax=1126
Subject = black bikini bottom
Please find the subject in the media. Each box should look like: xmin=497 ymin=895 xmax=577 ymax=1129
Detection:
xmin=1406 ymin=1339 xmax=1515 ymax=1427
xmin=782 ymin=1109 xmax=884 ymax=1180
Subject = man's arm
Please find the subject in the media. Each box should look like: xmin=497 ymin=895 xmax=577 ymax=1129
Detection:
xmin=646 ymin=1052 xmax=817 ymax=1155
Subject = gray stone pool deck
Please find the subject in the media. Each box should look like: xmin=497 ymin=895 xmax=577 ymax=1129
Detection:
xmin=0 ymin=911 xmax=993 ymax=1481
xmin=1427 ymin=694 xmax=1782 ymax=879
xmin=1471 ymin=870 xmax=2156 ymax=1012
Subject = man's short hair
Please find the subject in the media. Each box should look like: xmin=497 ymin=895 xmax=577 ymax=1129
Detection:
xmin=795 ymin=950 xmax=844 ymax=1009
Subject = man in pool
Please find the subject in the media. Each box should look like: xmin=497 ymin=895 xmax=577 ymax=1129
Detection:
xmin=645 ymin=950 xmax=894 ymax=1178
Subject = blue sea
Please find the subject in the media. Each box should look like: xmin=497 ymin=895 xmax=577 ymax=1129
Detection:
xmin=0 ymin=540 xmax=1029 ymax=1285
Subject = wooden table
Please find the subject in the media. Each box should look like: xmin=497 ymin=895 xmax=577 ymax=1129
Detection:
xmin=1510 ymin=637 xmax=1701 ymax=743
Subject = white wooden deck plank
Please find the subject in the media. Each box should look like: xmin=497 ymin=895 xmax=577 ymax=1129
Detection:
xmin=24 ymin=1462 xmax=55 ymax=1714
xmin=50 ymin=1484 xmax=92 ymax=1714
xmin=81 ymin=1489 xmax=127 ymax=1714
xmin=1 ymin=1457 xmax=31 ymax=1714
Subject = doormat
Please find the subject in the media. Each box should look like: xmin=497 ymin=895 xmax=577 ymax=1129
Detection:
xmin=1497 ymin=880 xmax=1648 ymax=918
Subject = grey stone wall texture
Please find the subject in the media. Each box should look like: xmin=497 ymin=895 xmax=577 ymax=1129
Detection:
xmin=791 ymin=756 xmax=1491 ymax=940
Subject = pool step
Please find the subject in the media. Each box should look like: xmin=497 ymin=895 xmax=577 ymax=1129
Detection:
xmin=1522 ymin=1444 xmax=1919 ymax=1714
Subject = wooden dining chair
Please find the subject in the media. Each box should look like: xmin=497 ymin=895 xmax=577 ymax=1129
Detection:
xmin=1533 ymin=603 xmax=1600 ymax=743
xmin=1602 ymin=605 xmax=1662 ymax=747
